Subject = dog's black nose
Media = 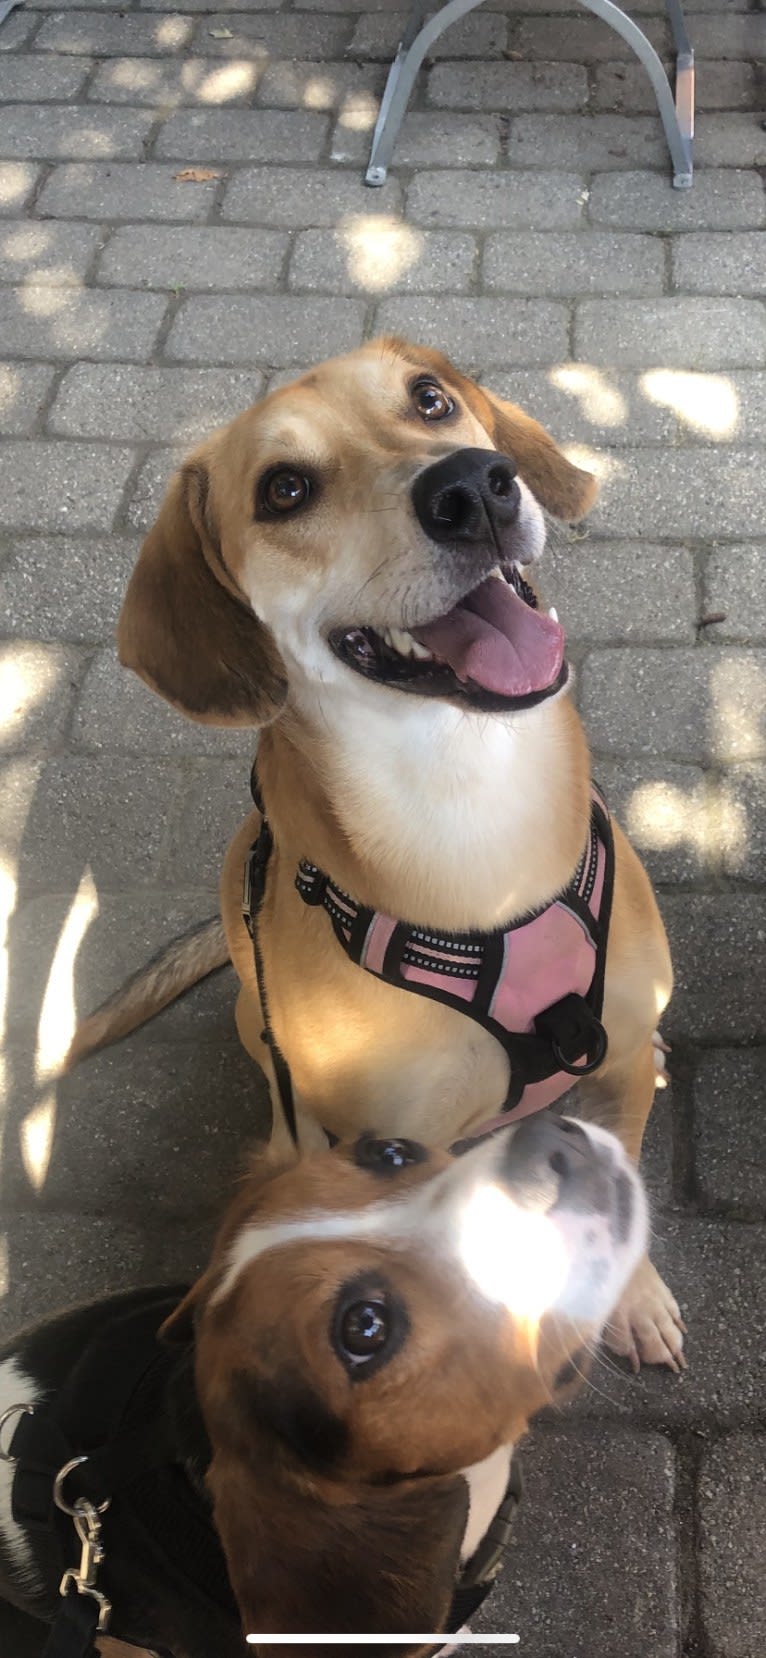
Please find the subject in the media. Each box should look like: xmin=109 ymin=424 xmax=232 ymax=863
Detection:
xmin=412 ymin=447 xmax=520 ymax=544
xmin=500 ymin=1113 xmax=613 ymax=1213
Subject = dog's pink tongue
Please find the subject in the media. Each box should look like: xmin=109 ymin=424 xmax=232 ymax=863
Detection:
xmin=412 ymin=576 xmax=565 ymax=697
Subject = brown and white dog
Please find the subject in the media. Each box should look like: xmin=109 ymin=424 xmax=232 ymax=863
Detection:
xmin=70 ymin=338 xmax=680 ymax=1373
xmin=0 ymin=1114 xmax=648 ymax=1657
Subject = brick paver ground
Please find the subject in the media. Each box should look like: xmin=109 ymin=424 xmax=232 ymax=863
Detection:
xmin=0 ymin=1 xmax=764 ymax=1653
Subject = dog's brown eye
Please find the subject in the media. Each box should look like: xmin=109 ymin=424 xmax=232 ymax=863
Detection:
xmin=261 ymin=467 xmax=311 ymax=514
xmin=340 ymin=1300 xmax=390 ymax=1359
xmin=412 ymin=379 xmax=454 ymax=422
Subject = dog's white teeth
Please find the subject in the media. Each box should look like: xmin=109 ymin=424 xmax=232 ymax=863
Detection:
xmin=386 ymin=626 xmax=433 ymax=661
xmin=548 ymin=606 xmax=559 ymax=623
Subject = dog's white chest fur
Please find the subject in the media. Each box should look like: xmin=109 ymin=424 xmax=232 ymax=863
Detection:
xmin=0 ymin=1356 xmax=44 ymax=1593
xmin=459 ymin=1444 xmax=513 ymax=1564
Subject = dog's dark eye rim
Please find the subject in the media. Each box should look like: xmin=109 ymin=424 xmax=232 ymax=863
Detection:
xmin=410 ymin=376 xmax=456 ymax=422
xmin=332 ymin=1277 xmax=408 ymax=1380
xmin=256 ymin=464 xmax=316 ymax=518
xmin=353 ymin=1133 xmax=429 ymax=1175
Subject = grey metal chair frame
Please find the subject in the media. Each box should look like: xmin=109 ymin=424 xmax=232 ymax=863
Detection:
xmin=365 ymin=0 xmax=694 ymax=189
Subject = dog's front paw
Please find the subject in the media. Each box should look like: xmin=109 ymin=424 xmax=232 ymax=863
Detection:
xmin=604 ymin=1256 xmax=687 ymax=1373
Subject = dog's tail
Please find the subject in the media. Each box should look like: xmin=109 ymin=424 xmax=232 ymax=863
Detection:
xmin=65 ymin=915 xmax=229 ymax=1070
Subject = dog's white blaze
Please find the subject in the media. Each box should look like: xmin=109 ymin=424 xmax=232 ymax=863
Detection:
xmin=213 ymin=1197 xmax=424 ymax=1304
xmin=459 ymin=1443 xmax=513 ymax=1564
xmin=457 ymin=1183 xmax=569 ymax=1320
xmin=0 ymin=1358 xmax=44 ymax=1593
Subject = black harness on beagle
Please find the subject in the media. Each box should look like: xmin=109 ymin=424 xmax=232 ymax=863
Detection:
xmin=3 ymin=1290 xmax=521 ymax=1657
xmin=243 ymin=766 xmax=613 ymax=1142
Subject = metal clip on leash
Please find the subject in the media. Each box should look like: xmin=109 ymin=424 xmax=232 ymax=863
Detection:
xmin=43 ymin=1457 xmax=112 ymax=1658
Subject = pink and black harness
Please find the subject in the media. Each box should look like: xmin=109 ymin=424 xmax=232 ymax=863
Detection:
xmin=243 ymin=771 xmax=614 ymax=1145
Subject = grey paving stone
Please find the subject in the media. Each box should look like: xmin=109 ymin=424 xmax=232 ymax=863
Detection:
xmin=580 ymin=647 xmax=766 ymax=765
xmin=0 ymin=534 xmax=139 ymax=640
xmin=0 ymin=284 xmax=166 ymax=361
xmin=0 ymin=362 xmax=55 ymax=434
xmin=141 ymin=0 xmax=282 ymax=8
xmin=662 ymin=894 xmax=766 ymax=1042
xmin=289 ymin=226 xmax=477 ymax=295
xmin=9 ymin=756 xmax=187 ymax=897
xmin=407 ymin=168 xmax=587 ymax=228
xmin=588 ymin=169 xmax=766 ymax=230
xmin=73 ymin=647 xmax=255 ymax=756
xmin=159 ymin=756 xmax=253 ymax=885
xmin=516 ymin=13 xmax=669 ymax=60
xmin=426 ymin=60 xmax=588 ymax=112
xmin=704 ymin=546 xmax=766 ymax=642
xmin=49 ymin=362 xmax=264 ymax=442
xmin=0 ymin=1211 xmax=215 ymax=1341
xmin=0 ymin=639 xmax=86 ymax=755
xmin=0 ymin=8 xmax=36 ymax=49
xmin=350 ymin=10 xmax=507 ymax=59
xmin=544 ymin=541 xmax=695 ymax=642
xmin=33 ymin=11 xmax=196 ymax=56
xmin=693 ymin=1050 xmax=766 ymax=1217
xmin=332 ymin=111 xmax=500 ymax=168
xmin=484 ymin=367 xmax=678 ymax=447
xmin=255 ymin=58 xmax=384 ymax=113
xmin=155 ymin=108 xmax=328 ymax=162
xmin=165 ymin=293 xmax=366 ymax=366
xmin=591 ymin=756 xmax=712 ymax=885
xmin=594 ymin=57 xmax=756 ymax=113
xmin=0 ymin=219 xmax=100 ymax=285
xmin=590 ymin=449 xmax=765 ymax=539
xmin=694 ymin=113 xmax=766 ymax=169
xmin=565 ymin=1219 xmax=765 ymax=1425
xmin=0 ymin=162 xmax=42 ymax=216
xmin=1 ymin=1035 xmax=267 ymax=1217
xmin=699 ymin=1434 xmax=766 ymax=1658
xmin=222 ymin=165 xmax=403 ymax=227
xmin=126 ymin=444 xmax=185 ymax=531
xmin=96 ymin=223 xmax=287 ymax=290
xmin=575 ymin=299 xmax=766 ymax=371
xmin=193 ymin=12 xmax=351 ymax=60
xmin=0 ymin=103 xmax=155 ymax=160
xmin=6 ymin=885 xmax=224 ymax=1039
xmin=717 ymin=763 xmax=766 ymax=882
xmin=0 ymin=438 xmax=136 ymax=531
xmin=375 ymin=297 xmax=570 ymax=368
xmin=664 ymin=374 xmax=766 ymax=447
xmin=671 ymin=233 xmax=766 ymax=297
xmin=482 ymin=231 xmax=664 ymax=295
xmin=0 ymin=54 xmax=89 ymax=100
xmin=687 ymin=11 xmax=766 ymax=57
xmin=87 ymin=54 xmax=264 ymax=106
xmin=509 ymin=112 xmax=667 ymax=169
xmin=37 ymin=160 xmax=220 ymax=222
xmin=472 ymin=1428 xmax=677 ymax=1658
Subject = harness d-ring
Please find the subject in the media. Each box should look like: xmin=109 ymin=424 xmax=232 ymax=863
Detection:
xmin=0 ymin=1402 xmax=34 ymax=1463
xmin=53 ymin=1457 xmax=110 ymax=1518
xmin=551 ymin=1022 xmax=608 ymax=1078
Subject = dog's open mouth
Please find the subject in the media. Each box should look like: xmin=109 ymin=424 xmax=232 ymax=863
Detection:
xmin=330 ymin=565 xmax=567 ymax=712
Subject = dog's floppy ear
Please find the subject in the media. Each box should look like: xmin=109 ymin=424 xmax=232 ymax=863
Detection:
xmin=209 ymin=1448 xmax=468 ymax=1656
xmin=477 ymin=385 xmax=599 ymax=521
xmin=118 ymin=458 xmax=288 ymax=727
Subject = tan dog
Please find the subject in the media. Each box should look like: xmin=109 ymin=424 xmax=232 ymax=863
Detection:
xmin=72 ymin=339 xmax=679 ymax=1372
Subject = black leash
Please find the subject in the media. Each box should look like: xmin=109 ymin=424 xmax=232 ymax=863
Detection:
xmin=242 ymin=772 xmax=299 ymax=1147
xmin=42 ymin=1586 xmax=100 ymax=1658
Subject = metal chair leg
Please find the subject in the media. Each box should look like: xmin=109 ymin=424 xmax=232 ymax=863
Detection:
xmin=365 ymin=0 xmax=694 ymax=189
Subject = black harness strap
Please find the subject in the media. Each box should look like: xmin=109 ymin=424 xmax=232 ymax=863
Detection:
xmin=242 ymin=766 xmax=298 ymax=1147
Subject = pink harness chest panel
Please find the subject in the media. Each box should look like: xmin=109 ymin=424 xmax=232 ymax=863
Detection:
xmin=294 ymin=787 xmax=614 ymax=1122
